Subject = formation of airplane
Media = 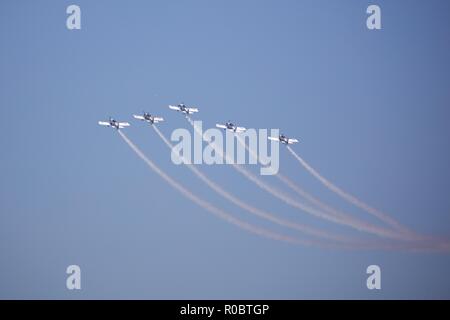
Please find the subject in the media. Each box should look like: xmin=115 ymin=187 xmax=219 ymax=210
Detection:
xmin=168 ymin=103 xmax=199 ymax=115
xmin=98 ymin=104 xmax=300 ymax=145
xmin=268 ymin=134 xmax=299 ymax=145
xmin=98 ymin=117 xmax=130 ymax=130
xmin=216 ymin=121 xmax=246 ymax=133
xmin=133 ymin=112 xmax=164 ymax=124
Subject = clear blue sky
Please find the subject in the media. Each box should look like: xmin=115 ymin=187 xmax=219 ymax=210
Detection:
xmin=1 ymin=0 xmax=450 ymax=299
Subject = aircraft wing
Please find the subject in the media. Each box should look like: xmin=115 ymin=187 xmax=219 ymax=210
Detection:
xmin=187 ymin=107 xmax=199 ymax=113
xmin=287 ymin=138 xmax=299 ymax=144
xmin=216 ymin=124 xmax=227 ymax=129
xmin=235 ymin=127 xmax=246 ymax=133
xmin=153 ymin=117 xmax=164 ymax=123
xmin=118 ymin=122 xmax=130 ymax=128
xmin=133 ymin=115 xmax=145 ymax=120
xmin=169 ymin=105 xmax=180 ymax=111
xmin=268 ymin=137 xmax=280 ymax=142
xmin=98 ymin=121 xmax=111 ymax=127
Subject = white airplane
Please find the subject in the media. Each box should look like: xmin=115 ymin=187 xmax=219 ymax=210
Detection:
xmin=98 ymin=117 xmax=130 ymax=130
xmin=216 ymin=121 xmax=246 ymax=133
xmin=268 ymin=134 xmax=299 ymax=145
xmin=133 ymin=112 xmax=164 ymax=124
xmin=168 ymin=103 xmax=199 ymax=115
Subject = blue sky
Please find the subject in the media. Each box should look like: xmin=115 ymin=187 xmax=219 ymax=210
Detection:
xmin=1 ymin=0 xmax=450 ymax=299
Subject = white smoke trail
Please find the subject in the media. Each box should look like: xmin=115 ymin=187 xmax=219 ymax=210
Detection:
xmin=236 ymin=135 xmax=351 ymax=218
xmin=236 ymin=135 xmax=385 ymax=227
xmin=152 ymin=125 xmax=353 ymax=243
xmin=186 ymin=117 xmax=415 ymax=241
xmin=276 ymin=173 xmax=351 ymax=219
xmin=117 ymin=130 xmax=338 ymax=248
xmin=286 ymin=145 xmax=416 ymax=237
xmin=238 ymin=135 xmax=430 ymax=243
xmin=235 ymin=134 xmax=372 ymax=223
xmin=117 ymin=130 xmax=450 ymax=252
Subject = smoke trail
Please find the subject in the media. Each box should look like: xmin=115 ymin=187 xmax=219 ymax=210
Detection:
xmin=117 ymin=130 xmax=357 ymax=248
xmin=237 ymin=134 xmax=430 ymax=243
xmin=236 ymin=135 xmax=382 ymax=226
xmin=236 ymin=134 xmax=353 ymax=218
xmin=117 ymin=130 xmax=450 ymax=252
xmin=286 ymin=145 xmax=415 ymax=237
xmin=152 ymin=125 xmax=353 ymax=243
xmin=235 ymin=134 xmax=258 ymax=164
xmin=235 ymin=134 xmax=371 ymax=223
xmin=276 ymin=173 xmax=351 ymax=219
xmin=186 ymin=117 xmax=416 ymax=241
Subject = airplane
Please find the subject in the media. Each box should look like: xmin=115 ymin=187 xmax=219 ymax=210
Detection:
xmin=216 ymin=121 xmax=246 ymax=133
xmin=98 ymin=117 xmax=130 ymax=130
xmin=268 ymin=134 xmax=299 ymax=145
xmin=133 ymin=112 xmax=164 ymax=124
xmin=168 ymin=103 xmax=199 ymax=115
